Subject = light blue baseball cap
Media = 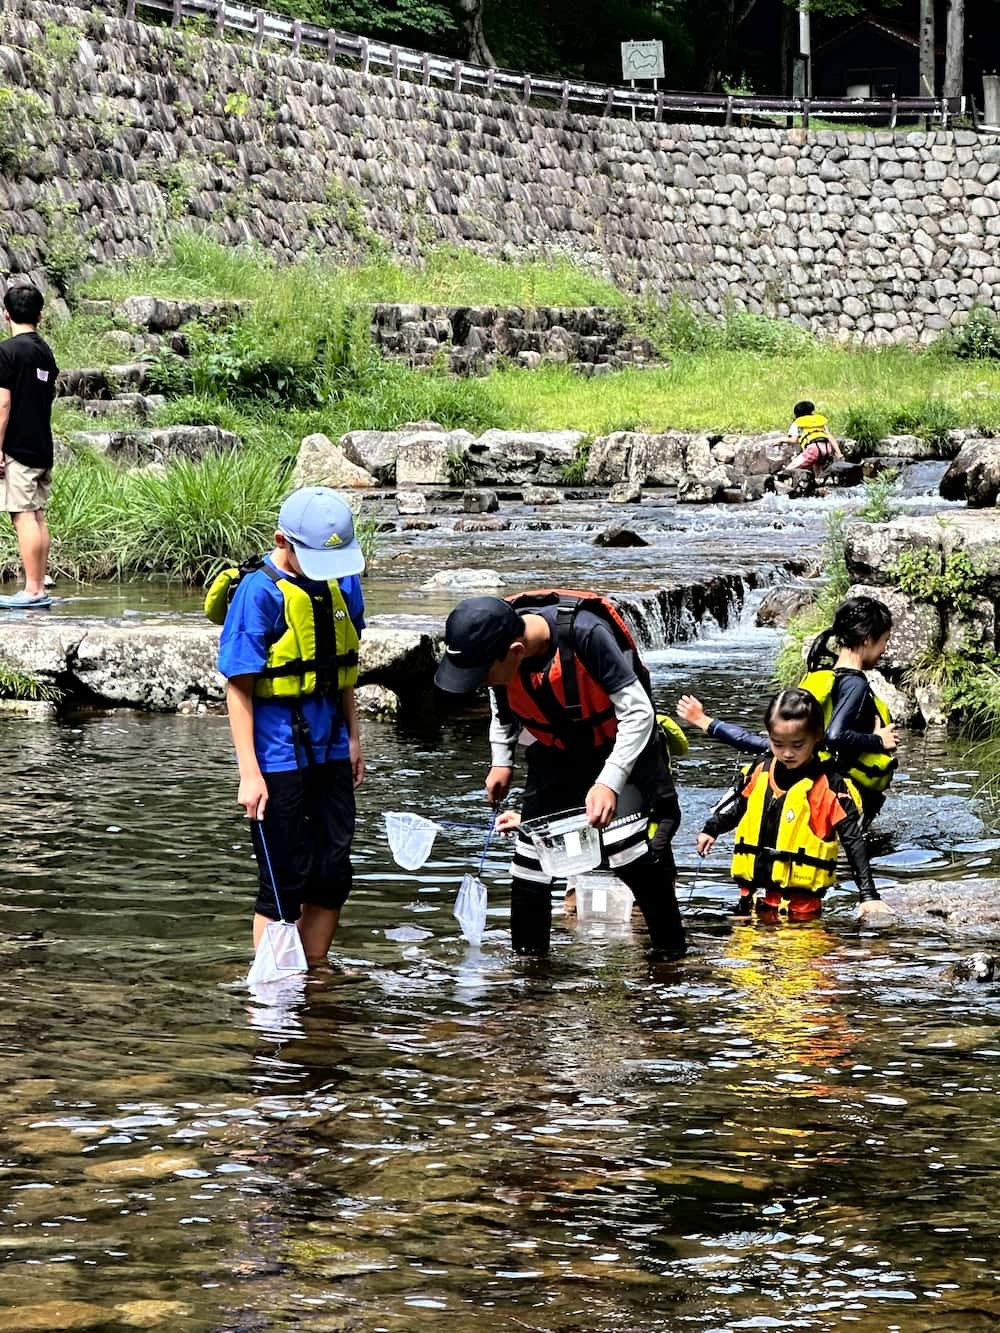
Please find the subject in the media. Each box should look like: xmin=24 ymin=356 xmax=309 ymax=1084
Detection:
xmin=277 ymin=486 xmax=365 ymax=580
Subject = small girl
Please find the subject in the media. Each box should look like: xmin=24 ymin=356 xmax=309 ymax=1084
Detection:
xmin=696 ymin=687 xmax=894 ymax=925
xmin=679 ymin=595 xmax=897 ymax=828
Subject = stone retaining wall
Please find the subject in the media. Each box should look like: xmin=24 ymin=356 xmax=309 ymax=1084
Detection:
xmin=2 ymin=1 xmax=1000 ymax=341
xmin=370 ymin=303 xmax=658 ymax=374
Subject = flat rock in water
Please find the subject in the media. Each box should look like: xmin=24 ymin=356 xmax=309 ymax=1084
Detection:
xmin=0 ymin=1300 xmax=111 ymax=1330
xmin=421 ymin=568 xmax=503 ymax=591
xmin=879 ymin=877 xmax=1000 ymax=933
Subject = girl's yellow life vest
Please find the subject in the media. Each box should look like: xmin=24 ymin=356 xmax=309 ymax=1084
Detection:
xmin=798 ymin=668 xmax=896 ymax=792
xmin=794 ymin=412 xmax=834 ymax=451
xmin=731 ymin=760 xmax=863 ymax=895
xmin=657 ymin=713 xmax=689 ymax=763
xmin=205 ymin=560 xmax=359 ymax=700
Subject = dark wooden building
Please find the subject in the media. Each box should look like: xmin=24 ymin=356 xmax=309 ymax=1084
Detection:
xmin=813 ymin=18 xmax=941 ymax=99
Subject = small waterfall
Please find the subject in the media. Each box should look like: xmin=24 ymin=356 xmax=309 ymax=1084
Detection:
xmin=613 ymin=560 xmax=803 ymax=652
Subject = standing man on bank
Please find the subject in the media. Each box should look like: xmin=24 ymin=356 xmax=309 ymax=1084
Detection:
xmin=0 ymin=284 xmax=58 ymax=608
xmin=434 ymin=592 xmax=687 ymax=960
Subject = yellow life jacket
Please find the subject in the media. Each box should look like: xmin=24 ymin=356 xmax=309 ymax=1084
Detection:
xmin=657 ymin=713 xmax=689 ymax=765
xmin=731 ymin=760 xmax=862 ymax=895
xmin=795 ymin=412 xmax=835 ymax=453
xmin=798 ymin=669 xmax=896 ymax=792
xmin=204 ymin=559 xmax=359 ymax=700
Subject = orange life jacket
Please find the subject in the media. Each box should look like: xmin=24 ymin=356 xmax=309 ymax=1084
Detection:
xmin=498 ymin=590 xmax=650 ymax=751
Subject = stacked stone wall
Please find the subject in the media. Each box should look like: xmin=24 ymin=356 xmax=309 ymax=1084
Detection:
xmin=2 ymin=0 xmax=1000 ymax=342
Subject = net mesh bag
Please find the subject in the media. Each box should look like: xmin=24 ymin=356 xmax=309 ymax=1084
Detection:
xmin=385 ymin=811 xmax=439 ymax=870
xmin=247 ymin=920 xmax=308 ymax=986
xmin=454 ymin=872 xmax=487 ymax=946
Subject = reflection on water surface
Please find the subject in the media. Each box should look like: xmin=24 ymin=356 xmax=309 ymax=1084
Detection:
xmin=0 ymin=629 xmax=998 ymax=1331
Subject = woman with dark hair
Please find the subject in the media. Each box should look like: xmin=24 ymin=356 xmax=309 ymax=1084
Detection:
xmin=696 ymin=687 xmax=893 ymax=925
xmin=678 ymin=595 xmax=897 ymax=827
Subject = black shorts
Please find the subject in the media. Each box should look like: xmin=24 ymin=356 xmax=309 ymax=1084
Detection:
xmin=250 ymin=760 xmax=355 ymax=921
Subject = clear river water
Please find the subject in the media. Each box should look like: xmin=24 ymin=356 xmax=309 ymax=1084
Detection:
xmin=1 ymin=483 xmax=999 ymax=1332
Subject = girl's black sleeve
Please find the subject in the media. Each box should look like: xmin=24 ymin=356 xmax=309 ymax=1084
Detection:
xmin=706 ymin=719 xmax=771 ymax=755
xmin=702 ymin=770 xmax=748 ymax=838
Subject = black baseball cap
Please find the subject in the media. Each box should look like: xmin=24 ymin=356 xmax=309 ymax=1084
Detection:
xmin=434 ymin=597 xmax=522 ymax=693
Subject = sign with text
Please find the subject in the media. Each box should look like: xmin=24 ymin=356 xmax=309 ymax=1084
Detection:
xmin=621 ymin=40 xmax=664 ymax=81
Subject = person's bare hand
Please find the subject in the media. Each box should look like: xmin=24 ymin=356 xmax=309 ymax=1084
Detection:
xmin=486 ymin=766 xmax=513 ymax=804
xmin=677 ymin=694 xmax=711 ymax=731
xmin=495 ymin=810 xmax=521 ymax=835
xmin=238 ymin=773 xmax=268 ymax=821
xmin=585 ymin=783 xmax=617 ymax=829
xmin=696 ymin=832 xmax=715 ymax=856
xmin=874 ymin=718 xmax=898 ymax=751
xmin=349 ymin=736 xmax=365 ymax=788
xmin=857 ymin=897 xmax=896 ymax=927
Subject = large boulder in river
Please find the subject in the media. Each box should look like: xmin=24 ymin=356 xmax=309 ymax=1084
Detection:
xmin=396 ymin=430 xmax=473 ymax=485
xmin=940 ymin=438 xmax=1000 ymax=507
xmin=846 ymin=512 xmax=1000 ymax=592
xmin=586 ymin=432 xmax=687 ymax=487
xmin=844 ymin=515 xmax=945 ymax=585
xmin=293 ymin=433 xmax=376 ymax=489
xmin=470 ymin=429 xmax=583 ymax=485
xmin=0 ymin=620 xmax=441 ymax=712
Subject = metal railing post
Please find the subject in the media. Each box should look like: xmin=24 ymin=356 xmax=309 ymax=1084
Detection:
xmin=421 ymin=52 xmax=430 ymax=86
xmin=215 ymin=0 xmax=224 ymax=37
xmin=171 ymin=0 xmax=182 ymax=28
xmin=890 ymin=94 xmax=897 ymax=130
xmin=125 ymin=0 xmax=136 ymax=18
xmin=359 ymin=36 xmax=369 ymax=75
xmin=486 ymin=67 xmax=495 ymax=94
xmin=560 ymin=80 xmax=568 ymax=111
xmin=254 ymin=8 xmax=265 ymax=48
xmin=327 ymin=28 xmax=337 ymax=63
xmin=453 ymin=60 xmax=462 ymax=93
xmin=291 ymin=17 xmax=301 ymax=55
xmin=802 ymin=97 xmax=810 ymax=129
xmin=725 ymin=94 xmax=733 ymax=126
xmin=522 ymin=74 xmax=531 ymax=104
xmin=390 ymin=44 xmax=399 ymax=79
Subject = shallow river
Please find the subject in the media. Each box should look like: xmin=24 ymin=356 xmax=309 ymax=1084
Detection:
xmin=2 ymin=596 xmax=999 ymax=1330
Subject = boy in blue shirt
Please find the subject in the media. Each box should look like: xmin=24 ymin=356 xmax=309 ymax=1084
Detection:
xmin=217 ymin=487 xmax=366 ymax=967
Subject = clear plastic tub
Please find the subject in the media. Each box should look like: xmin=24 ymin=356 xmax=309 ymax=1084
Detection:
xmin=520 ymin=808 xmax=603 ymax=878
xmin=574 ymin=872 xmax=635 ymax=923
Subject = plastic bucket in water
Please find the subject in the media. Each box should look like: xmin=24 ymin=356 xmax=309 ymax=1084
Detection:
xmin=574 ymin=872 xmax=635 ymax=923
xmin=520 ymin=808 xmax=602 ymax=879
xmin=384 ymin=811 xmax=439 ymax=870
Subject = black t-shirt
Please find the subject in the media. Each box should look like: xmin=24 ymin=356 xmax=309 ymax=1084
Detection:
xmin=0 ymin=332 xmax=59 ymax=468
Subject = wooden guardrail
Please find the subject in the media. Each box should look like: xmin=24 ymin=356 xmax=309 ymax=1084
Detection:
xmin=108 ymin=0 xmax=951 ymax=129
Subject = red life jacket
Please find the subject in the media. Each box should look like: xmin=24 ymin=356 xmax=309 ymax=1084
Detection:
xmin=498 ymin=589 xmax=650 ymax=751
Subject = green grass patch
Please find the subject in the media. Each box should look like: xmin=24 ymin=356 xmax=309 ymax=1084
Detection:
xmin=82 ymin=229 xmax=626 ymax=311
xmin=476 ymin=352 xmax=1000 ymax=435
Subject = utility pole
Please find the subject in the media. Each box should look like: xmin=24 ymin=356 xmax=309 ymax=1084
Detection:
xmin=798 ymin=0 xmax=812 ymax=98
xmin=919 ymin=0 xmax=935 ymax=97
xmin=943 ymin=0 xmax=965 ymax=106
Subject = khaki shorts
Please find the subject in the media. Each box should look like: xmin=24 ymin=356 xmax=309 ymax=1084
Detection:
xmin=3 ymin=459 xmax=51 ymax=513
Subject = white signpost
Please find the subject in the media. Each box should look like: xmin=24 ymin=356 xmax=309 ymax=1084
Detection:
xmin=621 ymin=39 xmax=665 ymax=82
xmin=621 ymin=40 xmax=664 ymax=121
